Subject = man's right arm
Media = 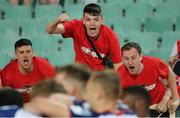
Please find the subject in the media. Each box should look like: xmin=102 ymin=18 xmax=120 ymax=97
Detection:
xmin=46 ymin=13 xmax=69 ymax=34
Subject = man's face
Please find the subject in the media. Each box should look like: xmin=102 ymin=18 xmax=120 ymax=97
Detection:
xmin=15 ymin=45 xmax=34 ymax=71
xmin=122 ymin=48 xmax=143 ymax=75
xmin=83 ymin=13 xmax=103 ymax=38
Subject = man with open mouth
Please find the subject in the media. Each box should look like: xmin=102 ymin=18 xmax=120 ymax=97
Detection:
xmin=46 ymin=3 xmax=122 ymax=70
xmin=118 ymin=42 xmax=179 ymax=117
xmin=1 ymin=38 xmax=56 ymax=103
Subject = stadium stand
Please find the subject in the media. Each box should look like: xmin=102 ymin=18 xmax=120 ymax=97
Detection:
xmin=1 ymin=0 xmax=180 ymax=68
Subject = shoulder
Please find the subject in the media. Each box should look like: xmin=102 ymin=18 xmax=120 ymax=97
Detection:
xmin=34 ymin=56 xmax=49 ymax=64
xmin=143 ymin=56 xmax=166 ymax=66
xmin=1 ymin=59 xmax=17 ymax=74
xmin=102 ymin=25 xmax=116 ymax=35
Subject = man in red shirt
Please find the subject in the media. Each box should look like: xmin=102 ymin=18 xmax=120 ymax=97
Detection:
xmin=1 ymin=38 xmax=56 ymax=103
xmin=118 ymin=42 xmax=179 ymax=117
xmin=46 ymin=3 xmax=122 ymax=70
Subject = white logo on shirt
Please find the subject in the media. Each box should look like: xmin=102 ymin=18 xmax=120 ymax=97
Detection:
xmin=81 ymin=46 xmax=105 ymax=58
xmin=144 ymin=83 xmax=156 ymax=91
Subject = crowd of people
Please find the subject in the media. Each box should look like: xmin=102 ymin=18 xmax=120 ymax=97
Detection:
xmin=0 ymin=2 xmax=180 ymax=118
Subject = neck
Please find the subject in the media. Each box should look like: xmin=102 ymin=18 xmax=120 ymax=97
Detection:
xmin=137 ymin=63 xmax=144 ymax=74
xmin=19 ymin=65 xmax=33 ymax=75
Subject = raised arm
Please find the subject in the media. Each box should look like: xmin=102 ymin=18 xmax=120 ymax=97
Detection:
xmin=46 ymin=13 xmax=69 ymax=34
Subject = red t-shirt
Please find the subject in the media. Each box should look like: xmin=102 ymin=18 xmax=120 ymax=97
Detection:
xmin=62 ymin=19 xmax=122 ymax=70
xmin=1 ymin=56 xmax=56 ymax=103
xmin=118 ymin=56 xmax=169 ymax=105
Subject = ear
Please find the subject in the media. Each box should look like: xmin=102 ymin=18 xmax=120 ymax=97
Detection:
xmin=32 ymin=50 xmax=35 ymax=56
xmin=139 ymin=54 xmax=143 ymax=61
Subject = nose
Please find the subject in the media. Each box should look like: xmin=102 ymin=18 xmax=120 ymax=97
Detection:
xmin=127 ymin=59 xmax=134 ymax=65
xmin=90 ymin=20 xmax=95 ymax=26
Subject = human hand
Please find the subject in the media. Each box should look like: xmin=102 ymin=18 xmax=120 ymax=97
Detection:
xmin=168 ymin=98 xmax=180 ymax=114
xmin=58 ymin=13 xmax=69 ymax=23
xmin=156 ymin=98 xmax=169 ymax=113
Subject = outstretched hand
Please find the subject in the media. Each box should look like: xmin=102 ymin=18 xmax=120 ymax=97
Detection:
xmin=58 ymin=13 xmax=69 ymax=23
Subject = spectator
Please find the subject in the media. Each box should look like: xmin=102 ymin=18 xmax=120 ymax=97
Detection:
xmin=1 ymin=38 xmax=56 ymax=103
xmin=14 ymin=79 xmax=65 ymax=117
xmin=28 ymin=70 xmax=137 ymax=117
xmin=118 ymin=42 xmax=179 ymax=117
xmin=122 ymin=86 xmax=151 ymax=117
xmin=0 ymin=87 xmax=23 ymax=117
xmin=55 ymin=63 xmax=91 ymax=100
xmin=46 ymin=3 xmax=122 ymax=70
xmin=9 ymin=0 xmax=32 ymax=6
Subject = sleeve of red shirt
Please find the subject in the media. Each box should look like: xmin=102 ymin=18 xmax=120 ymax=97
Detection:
xmin=107 ymin=29 xmax=122 ymax=63
xmin=155 ymin=58 xmax=169 ymax=79
xmin=61 ymin=20 xmax=77 ymax=38
xmin=36 ymin=57 xmax=56 ymax=79
xmin=1 ymin=66 xmax=12 ymax=87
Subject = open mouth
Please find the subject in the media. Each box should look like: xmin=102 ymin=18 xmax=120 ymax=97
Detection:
xmin=89 ymin=28 xmax=96 ymax=33
xmin=129 ymin=66 xmax=135 ymax=69
xmin=23 ymin=59 xmax=29 ymax=65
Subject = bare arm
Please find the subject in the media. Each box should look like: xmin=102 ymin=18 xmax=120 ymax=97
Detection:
xmin=46 ymin=13 xmax=69 ymax=34
xmin=166 ymin=67 xmax=179 ymax=113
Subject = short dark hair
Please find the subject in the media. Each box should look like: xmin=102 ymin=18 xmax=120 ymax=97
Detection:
xmin=14 ymin=38 xmax=32 ymax=50
xmin=121 ymin=42 xmax=142 ymax=55
xmin=0 ymin=87 xmax=23 ymax=107
xmin=56 ymin=63 xmax=91 ymax=87
xmin=83 ymin=3 xmax=102 ymax=16
xmin=123 ymin=86 xmax=151 ymax=110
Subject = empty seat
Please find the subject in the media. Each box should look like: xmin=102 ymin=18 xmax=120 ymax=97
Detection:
xmin=144 ymin=16 xmax=173 ymax=33
xmin=35 ymin=5 xmax=62 ymax=19
xmin=63 ymin=4 xmax=83 ymax=19
xmin=124 ymin=3 xmax=152 ymax=19
xmin=20 ymin=19 xmax=37 ymax=36
xmin=124 ymin=32 xmax=159 ymax=54
xmin=101 ymin=3 xmax=122 ymax=20
xmin=159 ymin=31 xmax=180 ymax=60
xmin=155 ymin=3 xmax=178 ymax=17
xmin=0 ymin=19 xmax=19 ymax=36
xmin=5 ymin=6 xmax=31 ymax=20
xmin=113 ymin=17 xmax=142 ymax=34
xmin=176 ymin=16 xmax=180 ymax=31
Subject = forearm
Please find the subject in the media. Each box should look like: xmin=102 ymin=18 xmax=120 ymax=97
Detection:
xmin=167 ymin=68 xmax=179 ymax=99
xmin=46 ymin=18 xmax=60 ymax=34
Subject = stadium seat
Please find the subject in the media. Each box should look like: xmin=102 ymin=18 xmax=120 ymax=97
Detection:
xmin=113 ymin=17 xmax=142 ymax=34
xmin=159 ymin=31 xmax=180 ymax=60
xmin=5 ymin=6 xmax=31 ymax=20
xmin=47 ymin=37 xmax=75 ymax=66
xmin=29 ymin=34 xmax=59 ymax=52
xmin=124 ymin=32 xmax=159 ymax=54
xmin=35 ymin=4 xmax=62 ymax=19
xmin=0 ymin=19 xmax=19 ymax=36
xmin=63 ymin=4 xmax=83 ymax=19
xmin=144 ymin=16 xmax=173 ymax=33
xmin=20 ymin=19 xmax=37 ymax=36
xmin=176 ymin=16 xmax=180 ymax=31
xmin=155 ymin=3 xmax=178 ymax=17
xmin=100 ymin=3 xmax=122 ymax=20
xmin=124 ymin=3 xmax=152 ymax=19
